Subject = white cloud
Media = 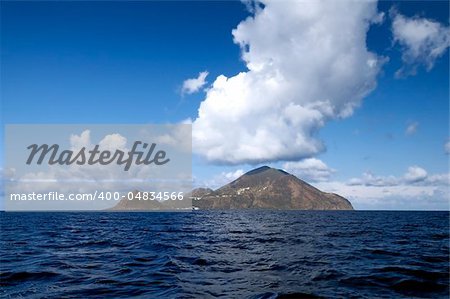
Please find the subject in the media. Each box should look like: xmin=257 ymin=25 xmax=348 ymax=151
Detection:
xmin=199 ymin=169 xmax=245 ymax=190
xmin=348 ymin=171 xmax=399 ymax=187
xmin=181 ymin=71 xmax=209 ymax=95
xmin=71 ymin=130 xmax=129 ymax=152
xmin=404 ymin=166 xmax=428 ymax=183
xmin=192 ymin=0 xmax=383 ymax=165
xmin=445 ymin=140 xmax=450 ymax=154
xmin=348 ymin=165 xmax=430 ymax=187
xmin=153 ymin=124 xmax=192 ymax=153
xmin=372 ymin=11 xmax=385 ymax=25
xmin=404 ymin=165 xmax=428 ymax=183
xmin=224 ymin=169 xmax=245 ymax=181
xmin=315 ymin=166 xmax=449 ymax=210
xmin=98 ymin=133 xmax=128 ymax=151
xmin=426 ymin=173 xmax=450 ymax=186
xmin=391 ymin=11 xmax=450 ymax=77
xmin=283 ymin=158 xmax=335 ymax=182
xmin=405 ymin=121 xmax=419 ymax=136
xmin=315 ymin=180 xmax=449 ymax=210
xmin=70 ymin=130 xmax=91 ymax=150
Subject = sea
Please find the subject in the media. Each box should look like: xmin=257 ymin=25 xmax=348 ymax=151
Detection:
xmin=1 ymin=211 xmax=449 ymax=298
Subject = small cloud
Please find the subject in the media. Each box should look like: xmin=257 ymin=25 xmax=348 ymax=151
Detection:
xmin=98 ymin=133 xmax=128 ymax=151
xmin=391 ymin=10 xmax=450 ymax=77
xmin=223 ymin=169 xmax=245 ymax=181
xmin=445 ymin=140 xmax=450 ymax=155
xmin=372 ymin=11 xmax=385 ymax=25
xmin=283 ymin=158 xmax=335 ymax=182
xmin=405 ymin=121 xmax=419 ymax=136
xmin=181 ymin=71 xmax=209 ymax=95
xmin=70 ymin=130 xmax=91 ymax=150
xmin=201 ymin=169 xmax=245 ymax=189
xmin=348 ymin=171 xmax=399 ymax=187
xmin=404 ymin=166 xmax=428 ymax=183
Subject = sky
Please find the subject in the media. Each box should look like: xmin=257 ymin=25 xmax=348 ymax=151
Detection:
xmin=1 ymin=0 xmax=449 ymax=210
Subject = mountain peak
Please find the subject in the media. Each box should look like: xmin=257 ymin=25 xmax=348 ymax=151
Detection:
xmin=244 ymin=166 xmax=289 ymax=176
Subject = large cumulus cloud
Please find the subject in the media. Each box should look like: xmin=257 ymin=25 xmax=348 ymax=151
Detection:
xmin=192 ymin=0 xmax=383 ymax=165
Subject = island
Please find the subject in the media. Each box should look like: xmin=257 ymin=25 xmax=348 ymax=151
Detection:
xmin=192 ymin=166 xmax=353 ymax=210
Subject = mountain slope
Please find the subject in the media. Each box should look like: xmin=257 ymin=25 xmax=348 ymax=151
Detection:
xmin=193 ymin=166 xmax=353 ymax=210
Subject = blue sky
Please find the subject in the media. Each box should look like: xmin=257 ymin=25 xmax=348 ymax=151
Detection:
xmin=1 ymin=0 xmax=449 ymax=210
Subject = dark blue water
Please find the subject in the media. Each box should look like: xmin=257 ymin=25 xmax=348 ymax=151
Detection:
xmin=1 ymin=211 xmax=448 ymax=298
